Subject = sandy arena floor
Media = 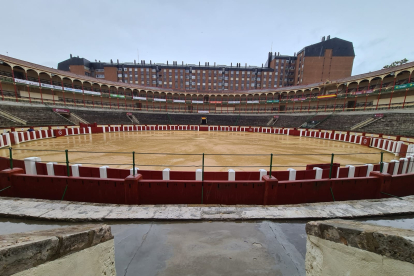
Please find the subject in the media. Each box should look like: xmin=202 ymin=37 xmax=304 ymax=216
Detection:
xmin=0 ymin=131 xmax=394 ymax=171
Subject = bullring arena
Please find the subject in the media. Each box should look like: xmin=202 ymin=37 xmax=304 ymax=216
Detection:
xmin=2 ymin=50 xmax=414 ymax=276
xmin=0 ymin=53 xmax=414 ymax=208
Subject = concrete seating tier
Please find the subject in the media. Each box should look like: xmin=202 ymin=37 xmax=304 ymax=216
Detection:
xmin=0 ymin=116 xmax=22 ymax=127
xmin=73 ymin=110 xmax=132 ymax=125
xmin=317 ymin=114 xmax=373 ymax=131
xmin=0 ymin=105 xmax=71 ymax=126
xmin=360 ymin=113 xmax=414 ymax=136
xmin=133 ymin=113 xmax=171 ymax=125
xmin=273 ymin=115 xmax=309 ymax=128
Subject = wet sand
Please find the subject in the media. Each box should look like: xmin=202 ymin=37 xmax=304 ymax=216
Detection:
xmin=0 ymin=131 xmax=394 ymax=171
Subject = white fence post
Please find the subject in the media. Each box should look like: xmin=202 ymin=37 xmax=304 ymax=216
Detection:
xmin=365 ymin=164 xmax=374 ymax=177
xmin=259 ymin=169 xmax=267 ymax=180
xmin=390 ymin=160 xmax=399 ymax=175
xmin=99 ymin=166 xmax=109 ymax=178
xmin=46 ymin=162 xmax=57 ymax=176
xmin=71 ymin=164 xmax=82 ymax=177
xmin=196 ymin=169 xmax=203 ymax=181
xmin=163 ymin=168 xmax=170 ymax=180
xmin=24 ymin=157 xmax=41 ymax=175
xmin=287 ymin=168 xmax=296 ymax=181
xmin=313 ymin=167 xmax=322 ymax=179
xmin=130 ymin=167 xmax=139 ymax=176
xmin=346 ymin=165 xmax=355 ymax=178
xmin=228 ymin=169 xmax=235 ymax=181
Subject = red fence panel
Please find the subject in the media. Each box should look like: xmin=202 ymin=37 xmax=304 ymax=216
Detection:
xmin=78 ymin=166 xmax=100 ymax=178
xmin=331 ymin=177 xmax=380 ymax=201
xmin=11 ymin=174 xmax=67 ymax=200
xmin=387 ymin=174 xmax=414 ymax=197
xmin=275 ymin=179 xmax=332 ymax=204
xmin=354 ymin=166 xmax=368 ymax=177
xmin=139 ymin=180 xmax=202 ymax=204
xmin=170 ymin=171 xmax=197 ymax=181
xmin=204 ymin=171 xmax=228 ymax=181
xmin=203 ymin=180 xmax=265 ymax=205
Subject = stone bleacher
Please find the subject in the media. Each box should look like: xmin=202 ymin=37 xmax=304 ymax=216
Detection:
xmin=133 ymin=113 xmax=171 ymax=125
xmin=273 ymin=115 xmax=308 ymax=128
xmin=73 ymin=110 xmax=132 ymax=125
xmin=0 ymin=116 xmax=23 ymax=127
xmin=360 ymin=113 xmax=414 ymax=136
xmin=0 ymin=105 xmax=72 ymax=126
xmin=317 ymin=114 xmax=373 ymax=131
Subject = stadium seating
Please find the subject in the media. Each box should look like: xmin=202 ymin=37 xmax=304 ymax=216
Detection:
xmin=0 ymin=105 xmax=71 ymax=126
xmin=317 ymin=114 xmax=373 ymax=131
xmin=360 ymin=113 xmax=414 ymax=136
xmin=273 ymin=115 xmax=308 ymax=128
xmin=0 ymin=116 xmax=22 ymax=127
xmin=72 ymin=109 xmax=132 ymax=125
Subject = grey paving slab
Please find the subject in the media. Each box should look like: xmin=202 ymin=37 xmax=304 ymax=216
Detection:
xmin=0 ymin=196 xmax=414 ymax=221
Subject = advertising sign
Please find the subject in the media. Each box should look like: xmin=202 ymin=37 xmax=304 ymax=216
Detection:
xmin=53 ymin=108 xmax=70 ymax=114
xmin=154 ymin=98 xmax=166 ymax=102
xmin=133 ymin=96 xmax=147 ymax=101
xmin=14 ymin=78 xmax=38 ymax=86
xmin=110 ymin=94 xmax=125 ymax=98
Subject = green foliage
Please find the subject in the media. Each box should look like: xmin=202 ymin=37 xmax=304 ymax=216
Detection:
xmin=383 ymin=58 xmax=409 ymax=69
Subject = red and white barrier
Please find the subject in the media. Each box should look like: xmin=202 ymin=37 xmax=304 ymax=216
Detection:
xmin=0 ymin=133 xmax=11 ymax=148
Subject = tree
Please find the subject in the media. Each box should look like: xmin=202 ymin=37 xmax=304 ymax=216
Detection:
xmin=383 ymin=58 xmax=409 ymax=69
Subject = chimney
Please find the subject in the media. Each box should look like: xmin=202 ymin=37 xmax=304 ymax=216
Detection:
xmin=182 ymin=61 xmax=184 ymax=65
xmin=110 ymin=59 xmax=113 ymax=64
xmin=327 ymin=35 xmax=330 ymax=40
xmin=321 ymin=36 xmax=325 ymax=42
xmin=199 ymin=61 xmax=200 ymax=66
xmin=245 ymin=63 xmax=247 ymax=68
xmin=278 ymin=52 xmax=280 ymax=56
xmin=214 ymin=62 xmax=216 ymax=66
xmin=150 ymin=60 xmax=152 ymax=64
xmin=134 ymin=60 xmax=136 ymax=64
xmin=70 ymin=54 xmax=72 ymax=58
xmin=167 ymin=61 xmax=168 ymax=65
xmin=117 ymin=59 xmax=119 ymax=64
xmin=231 ymin=63 xmax=232 ymax=67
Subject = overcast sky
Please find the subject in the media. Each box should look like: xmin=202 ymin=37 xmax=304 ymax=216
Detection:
xmin=1 ymin=0 xmax=412 ymax=76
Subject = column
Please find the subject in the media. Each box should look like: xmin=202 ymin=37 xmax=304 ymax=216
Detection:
xmin=11 ymin=68 xmax=19 ymax=102
xmin=375 ymin=78 xmax=383 ymax=110
xmin=61 ymin=80 xmax=66 ymax=106
xmin=388 ymin=77 xmax=396 ymax=109
xmin=38 ymin=75 xmax=43 ymax=104
xmin=25 ymin=70 xmax=32 ymax=103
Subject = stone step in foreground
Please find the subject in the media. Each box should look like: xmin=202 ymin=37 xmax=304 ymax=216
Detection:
xmin=0 ymin=196 xmax=414 ymax=221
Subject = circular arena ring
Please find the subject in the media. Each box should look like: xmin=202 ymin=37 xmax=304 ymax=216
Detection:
xmin=0 ymin=124 xmax=413 ymax=207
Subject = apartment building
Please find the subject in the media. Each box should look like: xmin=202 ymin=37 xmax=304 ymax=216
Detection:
xmin=58 ymin=36 xmax=354 ymax=91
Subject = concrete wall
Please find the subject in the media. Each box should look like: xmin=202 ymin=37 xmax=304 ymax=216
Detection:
xmin=14 ymin=240 xmax=115 ymax=276
xmin=0 ymin=224 xmax=114 ymax=276
xmin=305 ymin=220 xmax=414 ymax=276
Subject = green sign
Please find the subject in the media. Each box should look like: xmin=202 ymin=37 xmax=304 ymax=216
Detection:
xmin=110 ymin=94 xmax=125 ymax=99
xmin=394 ymin=83 xmax=414 ymax=90
xmin=266 ymin=100 xmax=279 ymax=103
